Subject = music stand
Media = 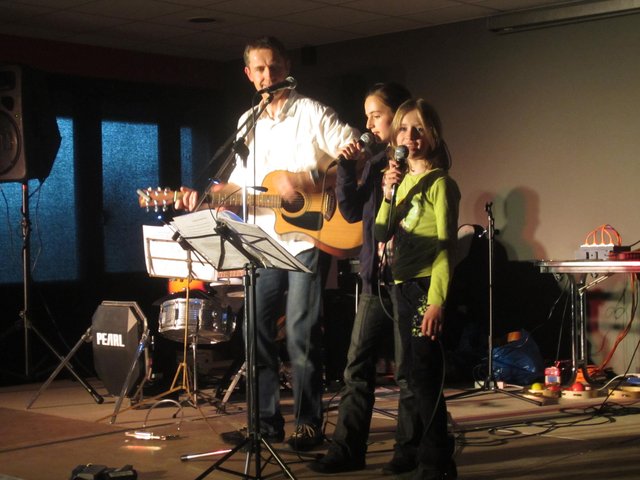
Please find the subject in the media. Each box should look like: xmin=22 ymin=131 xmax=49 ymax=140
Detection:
xmin=169 ymin=210 xmax=309 ymax=480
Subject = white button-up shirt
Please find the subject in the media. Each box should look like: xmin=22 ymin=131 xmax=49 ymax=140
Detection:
xmin=229 ymin=91 xmax=357 ymax=256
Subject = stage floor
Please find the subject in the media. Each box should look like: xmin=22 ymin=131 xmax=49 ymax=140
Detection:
xmin=1 ymin=377 xmax=639 ymax=479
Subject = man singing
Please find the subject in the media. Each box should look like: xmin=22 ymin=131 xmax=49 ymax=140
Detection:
xmin=180 ymin=36 xmax=357 ymax=450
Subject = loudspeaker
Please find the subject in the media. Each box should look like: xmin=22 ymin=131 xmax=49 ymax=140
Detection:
xmin=0 ymin=64 xmax=61 ymax=182
xmin=91 ymin=301 xmax=148 ymax=397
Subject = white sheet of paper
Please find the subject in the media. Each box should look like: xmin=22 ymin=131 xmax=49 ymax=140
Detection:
xmin=142 ymin=224 xmax=218 ymax=280
xmin=169 ymin=210 xmax=310 ymax=273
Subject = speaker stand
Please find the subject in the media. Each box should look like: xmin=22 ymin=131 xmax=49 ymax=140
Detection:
xmin=2 ymin=182 xmax=101 ymax=404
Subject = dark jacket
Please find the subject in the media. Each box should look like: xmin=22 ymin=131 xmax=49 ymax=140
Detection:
xmin=336 ymin=148 xmax=389 ymax=294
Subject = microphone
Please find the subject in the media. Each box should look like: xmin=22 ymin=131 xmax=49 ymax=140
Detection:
xmin=332 ymin=132 xmax=376 ymax=166
xmin=256 ymin=76 xmax=297 ymax=95
xmin=390 ymin=145 xmax=409 ymax=202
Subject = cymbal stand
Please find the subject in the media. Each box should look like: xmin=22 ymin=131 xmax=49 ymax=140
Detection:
xmin=446 ymin=202 xmax=543 ymax=406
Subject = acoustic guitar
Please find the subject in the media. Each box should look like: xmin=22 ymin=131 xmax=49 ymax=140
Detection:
xmin=137 ymin=170 xmax=362 ymax=258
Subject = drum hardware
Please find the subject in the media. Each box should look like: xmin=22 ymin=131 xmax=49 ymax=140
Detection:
xmin=223 ymin=287 xmax=245 ymax=298
xmin=213 ymin=313 xmax=287 ymax=412
xmin=29 ymin=301 xmax=150 ymax=412
xmin=216 ymin=361 xmax=246 ymax=413
xmin=158 ymin=297 xmax=236 ymax=344
xmin=98 ymin=253 xmax=219 ymax=425
xmin=26 ymin=325 xmax=104 ymax=409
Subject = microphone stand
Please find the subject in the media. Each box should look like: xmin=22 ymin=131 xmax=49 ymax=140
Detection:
xmin=446 ymin=202 xmax=542 ymax=405
xmin=194 ymin=100 xmax=269 ymax=202
xmin=183 ymin=92 xmax=301 ymax=479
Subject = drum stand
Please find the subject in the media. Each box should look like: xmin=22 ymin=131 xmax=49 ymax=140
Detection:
xmin=100 ymin=253 xmax=214 ymax=424
xmin=215 ymin=360 xmax=246 ymax=413
xmin=26 ymin=326 xmax=104 ymax=408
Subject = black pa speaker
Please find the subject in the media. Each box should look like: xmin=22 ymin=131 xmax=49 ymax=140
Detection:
xmin=91 ymin=301 xmax=148 ymax=397
xmin=0 ymin=64 xmax=61 ymax=182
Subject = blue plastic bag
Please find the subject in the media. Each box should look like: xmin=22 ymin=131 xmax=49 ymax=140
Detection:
xmin=492 ymin=329 xmax=544 ymax=385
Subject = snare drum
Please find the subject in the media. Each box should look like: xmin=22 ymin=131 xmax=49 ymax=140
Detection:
xmin=158 ymin=298 xmax=235 ymax=344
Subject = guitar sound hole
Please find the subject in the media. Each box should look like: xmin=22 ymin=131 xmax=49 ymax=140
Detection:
xmin=281 ymin=193 xmax=304 ymax=214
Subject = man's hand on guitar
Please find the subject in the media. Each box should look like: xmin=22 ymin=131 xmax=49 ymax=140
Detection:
xmin=269 ymin=170 xmax=314 ymax=202
xmin=175 ymin=186 xmax=198 ymax=211
xmin=175 ymin=183 xmax=230 ymax=212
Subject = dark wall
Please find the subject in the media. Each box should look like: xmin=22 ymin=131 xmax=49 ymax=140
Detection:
xmin=0 ymin=66 xmax=225 ymax=386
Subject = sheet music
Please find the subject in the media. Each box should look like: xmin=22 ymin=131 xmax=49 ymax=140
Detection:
xmin=142 ymin=224 xmax=218 ymax=281
xmin=170 ymin=210 xmax=310 ymax=273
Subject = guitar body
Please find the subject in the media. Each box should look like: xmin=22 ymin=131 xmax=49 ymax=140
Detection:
xmin=138 ymin=170 xmax=363 ymax=258
xmin=260 ymin=171 xmax=362 ymax=258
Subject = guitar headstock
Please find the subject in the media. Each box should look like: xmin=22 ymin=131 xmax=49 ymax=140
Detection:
xmin=137 ymin=187 xmax=180 ymax=211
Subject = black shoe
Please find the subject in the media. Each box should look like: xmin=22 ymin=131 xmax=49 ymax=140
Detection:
xmin=308 ymin=448 xmax=365 ymax=474
xmin=382 ymin=456 xmax=416 ymax=475
xmin=220 ymin=426 xmax=285 ymax=446
xmin=286 ymin=423 xmax=324 ymax=451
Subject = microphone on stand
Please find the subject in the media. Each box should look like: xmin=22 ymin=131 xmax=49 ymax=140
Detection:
xmin=390 ymin=145 xmax=409 ymax=203
xmin=330 ymin=132 xmax=376 ymax=167
xmin=255 ymin=76 xmax=297 ymax=95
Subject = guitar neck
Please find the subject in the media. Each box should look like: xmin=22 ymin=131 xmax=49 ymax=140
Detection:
xmin=206 ymin=192 xmax=301 ymax=209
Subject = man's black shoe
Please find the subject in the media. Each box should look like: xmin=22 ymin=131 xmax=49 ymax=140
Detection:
xmin=286 ymin=424 xmax=323 ymax=451
xmin=308 ymin=448 xmax=365 ymax=474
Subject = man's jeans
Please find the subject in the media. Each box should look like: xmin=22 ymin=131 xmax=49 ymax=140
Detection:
xmin=254 ymin=248 xmax=324 ymax=434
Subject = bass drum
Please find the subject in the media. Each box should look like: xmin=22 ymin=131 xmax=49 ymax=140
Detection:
xmin=158 ymin=298 xmax=235 ymax=344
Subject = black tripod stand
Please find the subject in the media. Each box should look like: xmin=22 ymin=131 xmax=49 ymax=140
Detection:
xmin=447 ymin=202 xmax=542 ymax=406
xmin=195 ymin=265 xmax=296 ymax=480
xmin=1 ymin=182 xmax=102 ymax=404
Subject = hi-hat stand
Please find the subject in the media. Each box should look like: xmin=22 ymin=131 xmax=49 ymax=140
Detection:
xmin=446 ymin=202 xmax=542 ymax=406
xmin=3 ymin=181 xmax=102 ymax=406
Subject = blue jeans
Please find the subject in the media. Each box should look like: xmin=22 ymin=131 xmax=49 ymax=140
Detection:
xmin=254 ymin=248 xmax=324 ymax=434
xmin=330 ymin=290 xmax=419 ymax=461
xmin=394 ymin=279 xmax=452 ymax=470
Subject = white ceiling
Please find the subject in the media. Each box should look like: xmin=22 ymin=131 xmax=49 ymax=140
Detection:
xmin=0 ymin=0 xmax=578 ymax=62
